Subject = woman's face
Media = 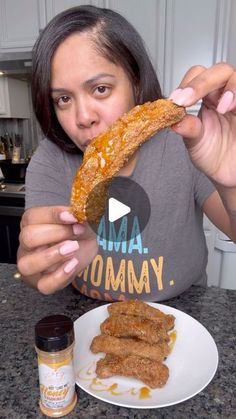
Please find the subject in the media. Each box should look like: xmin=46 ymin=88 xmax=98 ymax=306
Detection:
xmin=50 ymin=33 xmax=135 ymax=152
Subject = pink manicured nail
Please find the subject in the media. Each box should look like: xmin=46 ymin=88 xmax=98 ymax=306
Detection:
xmin=169 ymin=87 xmax=194 ymax=106
xmin=73 ymin=223 xmax=85 ymax=235
xmin=60 ymin=211 xmax=78 ymax=223
xmin=169 ymin=88 xmax=183 ymax=102
xmin=64 ymin=257 xmax=79 ymax=274
xmin=217 ymin=91 xmax=234 ymax=114
xmin=60 ymin=240 xmax=79 ymax=255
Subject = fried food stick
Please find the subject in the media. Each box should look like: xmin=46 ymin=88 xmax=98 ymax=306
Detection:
xmin=90 ymin=334 xmax=170 ymax=361
xmin=108 ymin=300 xmax=175 ymax=331
xmin=100 ymin=314 xmax=169 ymax=344
xmin=70 ymin=99 xmax=185 ymax=222
xmin=96 ymin=354 xmax=169 ymax=388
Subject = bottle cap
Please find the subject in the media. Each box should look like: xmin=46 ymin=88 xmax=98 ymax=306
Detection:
xmin=35 ymin=314 xmax=74 ymax=352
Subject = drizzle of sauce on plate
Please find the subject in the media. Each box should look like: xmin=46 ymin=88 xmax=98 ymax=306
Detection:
xmin=139 ymin=387 xmax=151 ymax=399
xmin=78 ymin=362 xmax=152 ymax=399
xmin=89 ymin=378 xmax=151 ymax=399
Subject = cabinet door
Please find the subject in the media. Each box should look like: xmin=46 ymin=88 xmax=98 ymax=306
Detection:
xmin=163 ymin=0 xmax=232 ymax=103
xmin=227 ymin=0 xmax=236 ymax=67
xmin=45 ymin=0 xmax=104 ymax=22
xmin=0 ymin=0 xmax=46 ymax=51
xmin=0 ymin=77 xmax=9 ymax=115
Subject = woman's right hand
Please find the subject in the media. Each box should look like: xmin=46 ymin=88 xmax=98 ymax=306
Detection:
xmin=17 ymin=206 xmax=98 ymax=294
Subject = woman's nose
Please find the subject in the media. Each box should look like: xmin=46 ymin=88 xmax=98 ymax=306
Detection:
xmin=75 ymin=98 xmax=98 ymax=128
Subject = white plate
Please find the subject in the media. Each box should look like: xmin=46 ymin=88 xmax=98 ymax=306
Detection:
xmin=74 ymin=303 xmax=218 ymax=409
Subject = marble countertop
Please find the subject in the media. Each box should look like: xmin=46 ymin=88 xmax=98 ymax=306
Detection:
xmin=0 ymin=263 xmax=235 ymax=419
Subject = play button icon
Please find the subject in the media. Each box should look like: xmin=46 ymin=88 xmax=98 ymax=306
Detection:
xmin=86 ymin=176 xmax=151 ymax=242
xmin=108 ymin=198 xmax=131 ymax=222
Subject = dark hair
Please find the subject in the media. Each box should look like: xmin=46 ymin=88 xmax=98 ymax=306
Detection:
xmin=31 ymin=5 xmax=163 ymax=154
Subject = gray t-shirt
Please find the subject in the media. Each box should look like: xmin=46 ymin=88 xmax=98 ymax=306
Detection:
xmin=25 ymin=129 xmax=215 ymax=301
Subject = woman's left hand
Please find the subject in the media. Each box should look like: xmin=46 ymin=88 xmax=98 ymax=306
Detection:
xmin=169 ymin=62 xmax=236 ymax=188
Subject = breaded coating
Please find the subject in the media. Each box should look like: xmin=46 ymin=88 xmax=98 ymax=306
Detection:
xmin=90 ymin=334 xmax=170 ymax=361
xmin=96 ymin=354 xmax=169 ymax=388
xmin=70 ymin=99 xmax=185 ymax=222
xmin=108 ymin=300 xmax=175 ymax=331
xmin=100 ymin=314 xmax=169 ymax=344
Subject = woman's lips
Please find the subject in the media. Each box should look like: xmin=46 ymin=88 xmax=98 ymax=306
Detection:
xmin=78 ymin=132 xmax=102 ymax=151
xmin=80 ymin=139 xmax=92 ymax=152
xmin=83 ymin=139 xmax=92 ymax=147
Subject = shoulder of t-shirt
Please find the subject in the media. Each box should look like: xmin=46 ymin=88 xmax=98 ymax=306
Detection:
xmin=30 ymin=138 xmax=81 ymax=169
xmin=36 ymin=137 xmax=66 ymax=159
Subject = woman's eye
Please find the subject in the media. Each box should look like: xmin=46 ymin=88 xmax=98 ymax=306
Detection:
xmin=54 ymin=96 xmax=71 ymax=106
xmin=59 ymin=96 xmax=70 ymax=104
xmin=94 ymin=86 xmax=110 ymax=96
xmin=97 ymin=86 xmax=106 ymax=93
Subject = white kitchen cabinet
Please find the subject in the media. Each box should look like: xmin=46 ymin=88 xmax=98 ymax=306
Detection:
xmin=0 ymin=76 xmax=30 ymax=118
xmin=0 ymin=0 xmax=104 ymax=52
xmin=0 ymin=0 xmax=46 ymax=52
xmin=162 ymin=0 xmax=232 ymax=104
xmin=227 ymin=0 xmax=236 ymax=67
xmin=0 ymin=76 xmax=7 ymax=114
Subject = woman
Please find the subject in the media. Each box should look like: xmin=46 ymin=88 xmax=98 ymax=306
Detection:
xmin=17 ymin=5 xmax=236 ymax=300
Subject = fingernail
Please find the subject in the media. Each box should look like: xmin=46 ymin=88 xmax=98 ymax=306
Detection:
xmin=217 ymin=90 xmax=234 ymax=114
xmin=60 ymin=211 xmax=77 ymax=223
xmin=64 ymin=257 xmax=79 ymax=274
xmin=73 ymin=223 xmax=85 ymax=235
xmin=169 ymin=88 xmax=182 ymax=102
xmin=60 ymin=240 xmax=79 ymax=255
xmin=169 ymin=87 xmax=194 ymax=106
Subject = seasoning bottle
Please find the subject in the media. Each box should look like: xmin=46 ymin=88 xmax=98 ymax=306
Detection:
xmin=35 ymin=314 xmax=77 ymax=417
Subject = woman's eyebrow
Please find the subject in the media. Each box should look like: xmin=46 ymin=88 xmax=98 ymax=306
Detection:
xmin=50 ymin=87 xmax=71 ymax=94
xmin=50 ymin=74 xmax=115 ymax=94
xmin=83 ymin=73 xmax=116 ymax=87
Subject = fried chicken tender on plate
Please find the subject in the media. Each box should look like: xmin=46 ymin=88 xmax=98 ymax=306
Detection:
xmin=96 ymin=354 xmax=169 ymax=388
xmin=108 ymin=300 xmax=175 ymax=331
xmin=90 ymin=334 xmax=170 ymax=361
xmin=100 ymin=314 xmax=169 ymax=344
xmin=70 ymin=99 xmax=185 ymax=222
